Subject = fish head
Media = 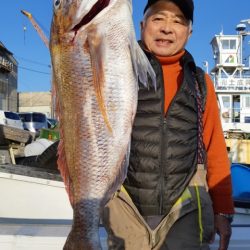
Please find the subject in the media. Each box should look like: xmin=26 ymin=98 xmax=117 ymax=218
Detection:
xmin=51 ymin=0 xmax=76 ymax=34
xmin=50 ymin=0 xmax=113 ymax=37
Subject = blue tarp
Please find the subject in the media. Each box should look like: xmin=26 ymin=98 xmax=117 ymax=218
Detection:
xmin=231 ymin=163 xmax=250 ymax=199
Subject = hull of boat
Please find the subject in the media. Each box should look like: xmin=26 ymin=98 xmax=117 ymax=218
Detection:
xmin=0 ymin=163 xmax=249 ymax=250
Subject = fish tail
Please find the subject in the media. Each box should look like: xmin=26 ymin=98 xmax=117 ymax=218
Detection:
xmin=87 ymin=25 xmax=113 ymax=133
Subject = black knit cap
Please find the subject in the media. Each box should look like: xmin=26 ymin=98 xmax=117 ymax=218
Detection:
xmin=143 ymin=0 xmax=194 ymax=22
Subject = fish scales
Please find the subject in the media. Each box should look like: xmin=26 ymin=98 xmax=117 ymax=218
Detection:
xmin=50 ymin=0 xmax=155 ymax=249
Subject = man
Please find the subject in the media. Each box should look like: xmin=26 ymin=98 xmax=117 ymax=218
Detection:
xmin=102 ymin=1 xmax=235 ymax=249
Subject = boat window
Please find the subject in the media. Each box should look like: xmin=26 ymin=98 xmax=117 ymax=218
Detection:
xmin=220 ymin=96 xmax=231 ymax=123
xmin=221 ymin=40 xmax=229 ymax=49
xmin=245 ymin=96 xmax=250 ymax=108
xmin=222 ymin=96 xmax=230 ymax=108
xmin=221 ymin=39 xmax=236 ymax=50
xmin=229 ymin=40 xmax=236 ymax=49
xmin=233 ymin=95 xmax=240 ymax=123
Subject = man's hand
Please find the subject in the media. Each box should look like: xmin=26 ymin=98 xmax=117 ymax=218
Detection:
xmin=210 ymin=214 xmax=232 ymax=250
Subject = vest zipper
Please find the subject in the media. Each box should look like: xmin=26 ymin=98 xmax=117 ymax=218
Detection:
xmin=159 ymin=116 xmax=167 ymax=215
xmin=159 ymin=73 xmax=188 ymax=215
xmin=159 ymin=79 xmax=183 ymax=215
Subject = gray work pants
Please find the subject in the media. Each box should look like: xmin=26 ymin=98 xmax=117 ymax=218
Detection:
xmin=102 ymin=165 xmax=214 ymax=250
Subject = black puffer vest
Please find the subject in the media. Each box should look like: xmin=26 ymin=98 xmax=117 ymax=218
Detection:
xmin=124 ymin=48 xmax=206 ymax=217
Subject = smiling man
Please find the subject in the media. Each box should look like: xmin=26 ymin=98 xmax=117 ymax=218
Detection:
xmin=102 ymin=1 xmax=235 ymax=249
xmin=141 ymin=0 xmax=192 ymax=57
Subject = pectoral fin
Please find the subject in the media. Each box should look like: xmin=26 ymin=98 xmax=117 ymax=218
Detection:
xmin=87 ymin=25 xmax=112 ymax=133
xmin=128 ymin=34 xmax=156 ymax=90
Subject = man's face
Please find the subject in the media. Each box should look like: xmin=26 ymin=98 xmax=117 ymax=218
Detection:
xmin=141 ymin=1 xmax=192 ymax=57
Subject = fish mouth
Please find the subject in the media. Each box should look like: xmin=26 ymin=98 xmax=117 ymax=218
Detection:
xmin=72 ymin=0 xmax=110 ymax=32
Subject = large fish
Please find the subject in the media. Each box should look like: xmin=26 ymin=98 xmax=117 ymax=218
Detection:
xmin=49 ymin=0 xmax=155 ymax=249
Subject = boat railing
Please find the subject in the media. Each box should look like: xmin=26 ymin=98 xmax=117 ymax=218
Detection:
xmin=215 ymin=78 xmax=250 ymax=91
xmin=221 ymin=108 xmax=250 ymax=123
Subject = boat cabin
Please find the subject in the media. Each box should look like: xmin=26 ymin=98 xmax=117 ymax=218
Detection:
xmin=211 ymin=32 xmax=250 ymax=134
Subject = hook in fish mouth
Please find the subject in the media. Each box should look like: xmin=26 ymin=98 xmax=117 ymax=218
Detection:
xmin=72 ymin=0 xmax=110 ymax=32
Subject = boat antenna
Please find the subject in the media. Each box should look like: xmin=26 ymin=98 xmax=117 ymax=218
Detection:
xmin=219 ymin=25 xmax=224 ymax=35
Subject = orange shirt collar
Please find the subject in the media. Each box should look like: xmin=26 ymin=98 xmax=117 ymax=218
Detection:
xmin=156 ymin=50 xmax=185 ymax=65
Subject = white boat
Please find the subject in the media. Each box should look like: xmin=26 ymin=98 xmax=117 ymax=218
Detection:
xmin=0 ymin=164 xmax=108 ymax=250
xmin=210 ymin=19 xmax=250 ymax=140
xmin=0 ymin=163 xmax=250 ymax=249
xmin=208 ymin=19 xmax=250 ymax=249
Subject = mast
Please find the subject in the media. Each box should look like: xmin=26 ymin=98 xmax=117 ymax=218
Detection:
xmin=20 ymin=10 xmax=54 ymax=118
xmin=21 ymin=10 xmax=49 ymax=49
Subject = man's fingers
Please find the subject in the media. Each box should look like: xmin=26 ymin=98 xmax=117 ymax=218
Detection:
xmin=218 ymin=232 xmax=231 ymax=250
xmin=214 ymin=214 xmax=232 ymax=250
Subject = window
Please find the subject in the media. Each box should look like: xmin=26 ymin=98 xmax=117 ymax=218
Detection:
xmin=221 ymin=39 xmax=236 ymax=50
xmin=32 ymin=113 xmax=46 ymax=122
xmin=19 ymin=113 xmax=32 ymax=122
xmin=4 ymin=111 xmax=20 ymax=120
xmin=222 ymin=96 xmax=230 ymax=108
xmin=221 ymin=40 xmax=229 ymax=50
xmin=0 ymin=79 xmax=7 ymax=94
xmin=245 ymin=96 xmax=250 ymax=108
xmin=230 ymin=40 xmax=236 ymax=49
xmin=19 ymin=112 xmax=46 ymax=122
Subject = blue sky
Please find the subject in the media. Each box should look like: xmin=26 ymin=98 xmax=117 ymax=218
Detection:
xmin=1 ymin=0 xmax=250 ymax=92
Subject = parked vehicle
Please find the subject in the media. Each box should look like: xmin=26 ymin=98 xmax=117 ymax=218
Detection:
xmin=0 ymin=110 xmax=23 ymax=130
xmin=18 ymin=112 xmax=48 ymax=134
xmin=47 ymin=118 xmax=58 ymax=129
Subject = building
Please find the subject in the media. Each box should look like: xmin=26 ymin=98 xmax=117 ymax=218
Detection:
xmin=0 ymin=42 xmax=53 ymax=117
xmin=18 ymin=91 xmax=53 ymax=118
xmin=0 ymin=41 xmax=18 ymax=111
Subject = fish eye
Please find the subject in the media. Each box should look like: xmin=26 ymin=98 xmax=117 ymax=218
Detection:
xmin=54 ymin=0 xmax=61 ymax=9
